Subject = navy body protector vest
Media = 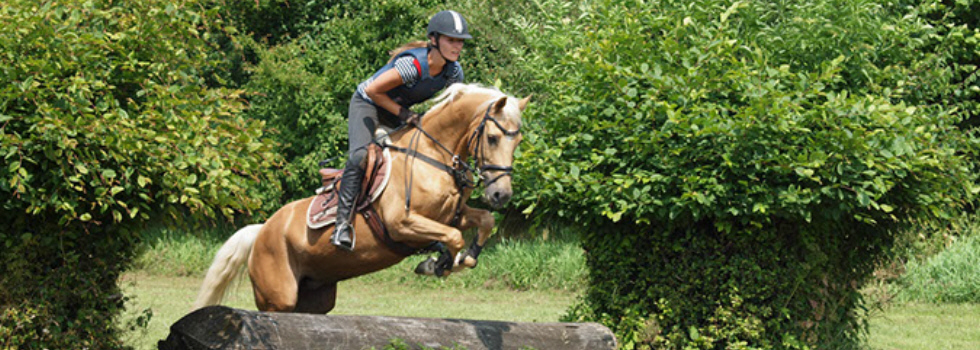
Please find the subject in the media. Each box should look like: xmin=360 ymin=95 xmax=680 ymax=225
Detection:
xmin=368 ymin=47 xmax=463 ymax=109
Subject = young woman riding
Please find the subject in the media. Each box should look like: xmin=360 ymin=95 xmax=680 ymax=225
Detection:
xmin=330 ymin=10 xmax=473 ymax=251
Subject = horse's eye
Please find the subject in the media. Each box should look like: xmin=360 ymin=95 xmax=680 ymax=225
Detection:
xmin=488 ymin=135 xmax=499 ymax=146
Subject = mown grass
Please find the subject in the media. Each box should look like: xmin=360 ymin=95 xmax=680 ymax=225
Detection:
xmin=121 ymin=223 xmax=585 ymax=350
xmin=119 ymin=272 xmax=579 ymax=350
xmin=866 ymin=302 xmax=980 ymax=350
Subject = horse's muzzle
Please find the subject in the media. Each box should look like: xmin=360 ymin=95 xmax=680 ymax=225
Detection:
xmin=485 ymin=187 xmax=513 ymax=209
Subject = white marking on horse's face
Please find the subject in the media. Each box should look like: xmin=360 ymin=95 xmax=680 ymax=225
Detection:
xmin=479 ymin=99 xmax=523 ymax=209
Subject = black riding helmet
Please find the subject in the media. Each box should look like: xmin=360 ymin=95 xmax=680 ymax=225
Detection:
xmin=427 ymin=10 xmax=473 ymax=40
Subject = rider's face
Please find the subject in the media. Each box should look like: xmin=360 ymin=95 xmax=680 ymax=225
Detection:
xmin=435 ymin=36 xmax=465 ymax=62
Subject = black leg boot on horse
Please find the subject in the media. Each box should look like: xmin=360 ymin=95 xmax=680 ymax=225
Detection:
xmin=330 ymin=160 xmax=365 ymax=251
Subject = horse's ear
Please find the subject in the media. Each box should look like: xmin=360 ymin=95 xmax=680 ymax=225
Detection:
xmin=518 ymin=95 xmax=532 ymax=111
xmin=492 ymin=96 xmax=509 ymax=115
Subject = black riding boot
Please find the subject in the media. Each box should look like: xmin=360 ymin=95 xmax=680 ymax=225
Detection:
xmin=330 ymin=164 xmax=364 ymax=251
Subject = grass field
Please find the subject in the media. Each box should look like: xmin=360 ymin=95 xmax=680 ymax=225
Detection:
xmin=120 ymin=270 xmax=980 ymax=350
xmin=866 ymin=302 xmax=980 ymax=350
xmin=119 ymin=269 xmax=579 ymax=350
xmin=122 ymin=221 xmax=980 ymax=349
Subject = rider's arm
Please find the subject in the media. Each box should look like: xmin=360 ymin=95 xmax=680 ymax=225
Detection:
xmin=365 ymin=68 xmax=411 ymax=118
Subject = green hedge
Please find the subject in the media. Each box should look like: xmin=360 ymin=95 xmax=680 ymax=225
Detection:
xmin=915 ymin=0 xmax=980 ymax=128
xmin=0 ymin=1 xmax=279 ymax=348
xmin=509 ymin=0 xmax=976 ymax=348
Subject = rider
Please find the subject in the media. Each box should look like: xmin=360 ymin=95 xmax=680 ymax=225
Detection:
xmin=330 ymin=10 xmax=473 ymax=251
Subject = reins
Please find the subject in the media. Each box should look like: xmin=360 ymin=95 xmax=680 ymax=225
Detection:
xmin=388 ymin=99 xmax=520 ymax=226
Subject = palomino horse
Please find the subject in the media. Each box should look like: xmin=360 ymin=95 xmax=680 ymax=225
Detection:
xmin=194 ymin=83 xmax=528 ymax=313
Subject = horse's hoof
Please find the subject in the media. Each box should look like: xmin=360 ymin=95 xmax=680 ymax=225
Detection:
xmin=461 ymin=249 xmax=479 ymax=268
xmin=462 ymin=255 xmax=478 ymax=268
xmin=414 ymin=257 xmax=437 ymax=276
xmin=433 ymin=253 xmax=454 ymax=278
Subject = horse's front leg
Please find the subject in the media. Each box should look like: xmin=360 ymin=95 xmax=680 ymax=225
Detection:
xmin=452 ymin=205 xmax=495 ymax=271
xmin=390 ymin=213 xmax=465 ymax=277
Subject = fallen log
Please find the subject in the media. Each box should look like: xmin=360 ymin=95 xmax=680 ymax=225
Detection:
xmin=158 ymin=306 xmax=617 ymax=350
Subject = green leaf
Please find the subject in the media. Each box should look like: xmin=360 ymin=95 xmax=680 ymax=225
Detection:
xmin=857 ymin=192 xmax=871 ymax=207
xmin=138 ymin=176 xmax=151 ymax=187
xmin=794 ymin=167 xmax=814 ymax=178
xmin=521 ymin=203 xmax=536 ymax=215
xmin=689 ymin=326 xmax=701 ymax=341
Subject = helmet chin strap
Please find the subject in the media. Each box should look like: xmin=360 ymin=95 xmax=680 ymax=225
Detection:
xmin=429 ymin=34 xmax=456 ymax=63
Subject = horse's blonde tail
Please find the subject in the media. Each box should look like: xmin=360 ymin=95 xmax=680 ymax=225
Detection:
xmin=192 ymin=224 xmax=262 ymax=310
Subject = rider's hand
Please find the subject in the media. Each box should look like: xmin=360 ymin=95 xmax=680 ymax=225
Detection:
xmin=405 ymin=113 xmax=420 ymax=126
xmin=399 ymin=107 xmax=420 ymax=126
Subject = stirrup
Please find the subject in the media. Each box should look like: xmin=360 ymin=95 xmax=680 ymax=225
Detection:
xmin=330 ymin=224 xmax=355 ymax=251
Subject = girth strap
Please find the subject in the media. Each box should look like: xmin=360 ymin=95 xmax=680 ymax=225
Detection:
xmin=362 ymin=205 xmax=420 ymax=256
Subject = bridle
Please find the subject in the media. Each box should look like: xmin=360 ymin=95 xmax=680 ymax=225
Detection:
xmin=389 ymin=99 xmax=521 ymax=226
xmin=466 ymin=102 xmax=522 ymax=188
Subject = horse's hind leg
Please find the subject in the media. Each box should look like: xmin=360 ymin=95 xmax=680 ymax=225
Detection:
xmin=294 ymin=279 xmax=337 ymax=314
xmin=248 ymin=229 xmax=298 ymax=312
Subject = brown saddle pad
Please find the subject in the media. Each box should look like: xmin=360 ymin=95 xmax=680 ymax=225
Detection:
xmin=307 ymin=143 xmax=391 ymax=229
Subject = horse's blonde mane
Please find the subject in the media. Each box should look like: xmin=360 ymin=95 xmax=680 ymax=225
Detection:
xmin=427 ymin=83 xmax=522 ymax=126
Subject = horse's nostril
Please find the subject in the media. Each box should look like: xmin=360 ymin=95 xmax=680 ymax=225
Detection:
xmin=497 ymin=191 xmax=511 ymax=204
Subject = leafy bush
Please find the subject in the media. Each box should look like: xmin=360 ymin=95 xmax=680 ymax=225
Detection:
xmin=912 ymin=0 xmax=980 ymax=128
xmin=0 ymin=0 xmax=279 ymax=348
xmin=509 ymin=0 xmax=975 ymax=348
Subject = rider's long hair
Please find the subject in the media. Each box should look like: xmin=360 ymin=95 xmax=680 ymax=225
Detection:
xmin=387 ymin=41 xmax=429 ymax=63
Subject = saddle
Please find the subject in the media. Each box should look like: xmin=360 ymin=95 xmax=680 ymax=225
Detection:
xmin=307 ymin=143 xmax=391 ymax=229
xmin=306 ymin=142 xmax=422 ymax=256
